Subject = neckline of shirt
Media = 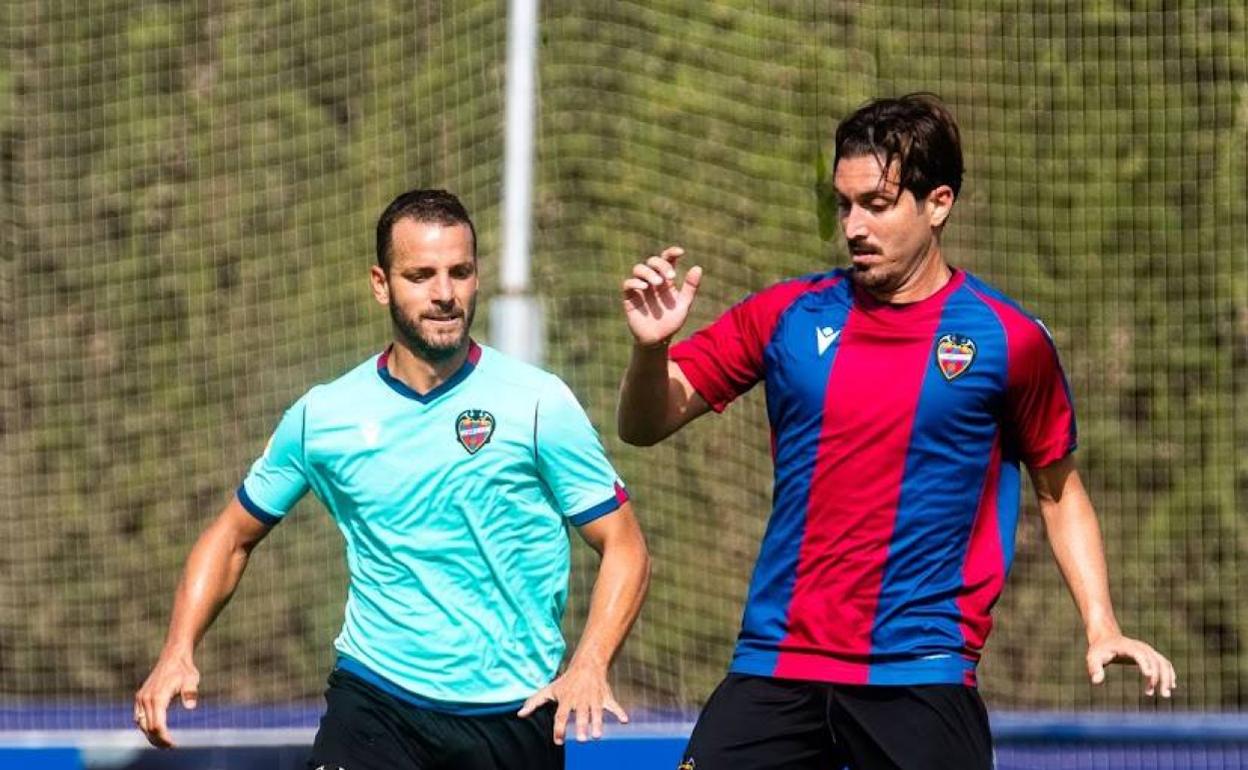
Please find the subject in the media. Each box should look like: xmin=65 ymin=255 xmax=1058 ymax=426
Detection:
xmin=375 ymin=340 xmax=483 ymax=403
xmin=852 ymin=267 xmax=965 ymax=316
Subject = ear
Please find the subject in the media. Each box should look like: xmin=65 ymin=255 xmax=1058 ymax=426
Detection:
xmin=926 ymin=185 xmax=956 ymax=228
xmin=369 ymin=265 xmax=391 ymax=306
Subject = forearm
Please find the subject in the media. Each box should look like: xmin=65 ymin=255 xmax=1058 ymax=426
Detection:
xmin=160 ymin=519 xmax=256 ymax=657
xmin=567 ymin=533 xmax=650 ymax=672
xmin=617 ymin=342 xmax=675 ymax=446
xmin=1039 ymin=473 xmax=1120 ymax=642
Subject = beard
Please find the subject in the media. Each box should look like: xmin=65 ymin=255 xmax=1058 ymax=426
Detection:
xmin=390 ymin=294 xmax=477 ymax=363
xmin=848 ymin=244 xmax=899 ymax=293
xmin=850 ymin=260 xmax=897 ymax=291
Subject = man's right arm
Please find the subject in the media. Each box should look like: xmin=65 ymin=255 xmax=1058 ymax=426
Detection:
xmin=134 ymin=496 xmax=272 ymax=748
xmin=617 ymin=245 xmax=711 ymax=445
xmin=617 ymin=345 xmax=709 ymax=446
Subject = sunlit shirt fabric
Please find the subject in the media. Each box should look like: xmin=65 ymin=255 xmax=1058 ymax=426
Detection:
xmin=240 ymin=341 xmax=627 ymax=712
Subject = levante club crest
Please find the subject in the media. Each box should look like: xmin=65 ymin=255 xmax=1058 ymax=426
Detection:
xmin=935 ymin=333 xmax=976 ymax=381
xmin=456 ymin=409 xmax=496 ymax=454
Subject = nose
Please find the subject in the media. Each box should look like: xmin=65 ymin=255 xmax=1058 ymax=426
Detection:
xmin=430 ymin=274 xmax=455 ymax=304
xmin=843 ymin=204 xmax=869 ymax=240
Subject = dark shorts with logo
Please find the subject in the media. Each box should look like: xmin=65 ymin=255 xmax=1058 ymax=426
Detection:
xmin=306 ymin=669 xmax=563 ymax=770
xmin=678 ymin=673 xmax=993 ymax=770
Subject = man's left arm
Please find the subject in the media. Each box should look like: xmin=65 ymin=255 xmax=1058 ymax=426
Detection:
xmin=518 ymin=501 xmax=650 ymax=744
xmin=1030 ymin=455 xmax=1176 ymax=697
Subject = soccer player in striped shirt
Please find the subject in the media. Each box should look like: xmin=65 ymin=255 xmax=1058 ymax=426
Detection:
xmin=617 ymin=94 xmax=1175 ymax=769
xmin=135 ymin=189 xmax=650 ymax=769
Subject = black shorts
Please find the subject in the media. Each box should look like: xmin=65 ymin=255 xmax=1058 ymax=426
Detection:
xmin=679 ymin=673 xmax=993 ymax=770
xmin=307 ymin=669 xmax=564 ymax=770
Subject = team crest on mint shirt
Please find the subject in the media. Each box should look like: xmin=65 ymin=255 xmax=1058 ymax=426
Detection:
xmin=455 ymin=409 xmax=495 ymax=454
xmin=935 ymin=333 xmax=977 ymax=381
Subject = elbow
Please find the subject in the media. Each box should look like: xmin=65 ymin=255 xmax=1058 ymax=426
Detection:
xmin=618 ymin=425 xmax=661 ymax=447
xmin=616 ymin=412 xmax=664 ymax=447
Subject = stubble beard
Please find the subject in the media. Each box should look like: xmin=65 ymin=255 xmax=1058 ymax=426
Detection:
xmin=849 ymin=254 xmax=901 ymax=294
xmin=390 ymin=296 xmax=477 ymax=363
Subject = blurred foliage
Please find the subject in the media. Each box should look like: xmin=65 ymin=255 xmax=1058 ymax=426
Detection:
xmin=1 ymin=0 xmax=1243 ymax=716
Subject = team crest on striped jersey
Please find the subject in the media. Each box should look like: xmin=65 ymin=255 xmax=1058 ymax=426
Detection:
xmin=456 ymin=409 xmax=495 ymax=454
xmin=935 ymin=334 xmax=976 ymax=381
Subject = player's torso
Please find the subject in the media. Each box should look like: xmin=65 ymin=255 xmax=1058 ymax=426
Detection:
xmin=762 ymin=274 xmax=1008 ymax=476
xmin=299 ymin=348 xmax=570 ymax=589
xmin=734 ymin=271 xmax=1023 ymax=683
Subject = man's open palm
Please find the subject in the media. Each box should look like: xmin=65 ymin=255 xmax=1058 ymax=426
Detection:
xmin=621 ymin=246 xmax=702 ymax=347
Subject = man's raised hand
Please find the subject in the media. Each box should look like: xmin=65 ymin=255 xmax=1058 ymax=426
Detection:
xmin=621 ymin=246 xmax=702 ymax=348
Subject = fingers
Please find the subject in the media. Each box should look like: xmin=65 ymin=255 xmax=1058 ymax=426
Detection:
xmin=1140 ymin=655 xmax=1159 ymax=696
xmin=678 ymin=265 xmax=703 ymax=305
xmin=552 ymin=700 xmax=571 ymax=746
xmin=149 ymin=699 xmax=174 ymax=749
xmin=622 ymin=277 xmax=650 ymax=294
xmin=646 ymin=255 xmax=677 ymax=283
xmin=620 ymin=246 xmax=694 ymax=295
xmin=135 ymin=661 xmax=200 ymax=749
xmin=603 ymin=695 xmax=629 ymax=725
xmin=1137 ymin=645 xmax=1177 ymax=699
xmin=631 ymin=261 xmax=665 ymax=288
xmin=135 ymin=687 xmax=175 ymax=748
xmin=516 ymin=687 xmax=554 ymax=719
xmin=181 ymin=671 xmax=200 ymax=710
xmin=1087 ymin=648 xmax=1109 ymax=685
xmin=659 ymin=245 xmax=685 ymax=264
xmin=575 ymin=700 xmax=590 ymax=743
xmin=530 ymin=674 xmax=629 ymax=746
xmin=566 ymin=692 xmax=629 ymax=743
xmin=1087 ymin=639 xmax=1178 ymax=698
xmin=590 ymin=702 xmax=603 ymax=740
xmin=1120 ymin=641 xmax=1163 ymax=697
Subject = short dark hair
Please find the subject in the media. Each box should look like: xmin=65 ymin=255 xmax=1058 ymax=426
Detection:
xmin=834 ymin=93 xmax=964 ymax=201
xmin=375 ymin=188 xmax=477 ymax=270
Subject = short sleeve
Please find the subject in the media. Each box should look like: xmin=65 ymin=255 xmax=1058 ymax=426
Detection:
xmin=1005 ymin=319 xmax=1078 ymax=468
xmin=238 ymin=395 xmax=312 ymax=525
xmin=670 ymin=277 xmax=829 ymax=412
xmin=535 ymin=377 xmax=628 ymax=527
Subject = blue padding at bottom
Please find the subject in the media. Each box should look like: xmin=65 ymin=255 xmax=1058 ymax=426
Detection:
xmin=567 ymin=736 xmax=686 ymax=769
xmin=5 ymin=734 xmax=1248 ymax=770
xmin=0 ymin=748 xmax=81 ymax=769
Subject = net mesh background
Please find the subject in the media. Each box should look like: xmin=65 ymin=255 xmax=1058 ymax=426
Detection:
xmin=1 ymin=0 xmax=1244 ymax=726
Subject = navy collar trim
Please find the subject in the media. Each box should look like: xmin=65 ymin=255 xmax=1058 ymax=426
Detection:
xmin=376 ymin=340 xmax=482 ymax=403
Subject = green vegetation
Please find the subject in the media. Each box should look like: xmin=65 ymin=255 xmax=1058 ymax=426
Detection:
xmin=2 ymin=1 xmax=1244 ymax=712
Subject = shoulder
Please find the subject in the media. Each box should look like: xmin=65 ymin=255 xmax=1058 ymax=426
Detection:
xmin=474 ymin=344 xmax=569 ymax=401
xmin=742 ymin=269 xmax=847 ymax=311
xmin=712 ymin=270 xmax=848 ymax=338
xmin=298 ymin=351 xmax=387 ymax=415
xmin=959 ymin=273 xmax=1057 ymax=354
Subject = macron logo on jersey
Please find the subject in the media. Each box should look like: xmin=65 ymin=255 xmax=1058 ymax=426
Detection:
xmin=816 ymin=326 xmax=841 ymax=356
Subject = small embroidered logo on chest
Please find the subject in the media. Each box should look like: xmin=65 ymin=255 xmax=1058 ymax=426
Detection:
xmin=935 ymin=334 xmax=976 ymax=381
xmin=456 ymin=409 xmax=496 ymax=454
xmin=816 ymin=326 xmax=841 ymax=356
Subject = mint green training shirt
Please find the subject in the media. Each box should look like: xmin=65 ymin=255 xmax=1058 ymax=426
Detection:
xmin=239 ymin=341 xmax=627 ymax=712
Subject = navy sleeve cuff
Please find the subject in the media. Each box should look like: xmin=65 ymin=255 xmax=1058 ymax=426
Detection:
xmin=567 ymin=487 xmax=629 ymax=527
xmin=236 ymin=484 xmax=282 ymax=527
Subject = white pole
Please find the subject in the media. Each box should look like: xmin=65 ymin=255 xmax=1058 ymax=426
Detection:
xmin=492 ymin=0 xmax=544 ymax=364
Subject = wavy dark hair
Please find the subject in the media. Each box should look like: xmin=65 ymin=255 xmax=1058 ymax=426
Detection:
xmin=834 ymin=93 xmax=964 ymax=201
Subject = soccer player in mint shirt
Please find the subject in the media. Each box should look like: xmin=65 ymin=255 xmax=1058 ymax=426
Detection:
xmin=135 ymin=189 xmax=650 ymax=769
xmin=617 ymin=95 xmax=1175 ymax=769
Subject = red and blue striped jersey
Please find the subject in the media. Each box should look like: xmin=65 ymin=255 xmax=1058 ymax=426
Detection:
xmin=670 ymin=268 xmax=1076 ymax=686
